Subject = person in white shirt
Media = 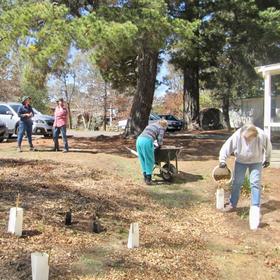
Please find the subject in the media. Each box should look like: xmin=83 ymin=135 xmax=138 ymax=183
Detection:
xmin=219 ymin=124 xmax=272 ymax=212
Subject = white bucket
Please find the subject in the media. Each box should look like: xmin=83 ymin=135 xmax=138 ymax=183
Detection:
xmin=216 ymin=188 xmax=225 ymax=209
xmin=249 ymin=206 xmax=260 ymax=230
xmin=31 ymin=252 xmax=49 ymax=280
xmin=127 ymin=223 xmax=139 ymax=249
xmin=212 ymin=165 xmax=232 ymax=185
xmin=7 ymin=207 xmax=23 ymax=237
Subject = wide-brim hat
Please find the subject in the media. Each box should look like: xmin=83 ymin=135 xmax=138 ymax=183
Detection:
xmin=21 ymin=95 xmax=31 ymax=104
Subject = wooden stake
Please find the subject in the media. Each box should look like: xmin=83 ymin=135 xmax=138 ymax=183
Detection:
xmin=16 ymin=193 xmax=20 ymax=208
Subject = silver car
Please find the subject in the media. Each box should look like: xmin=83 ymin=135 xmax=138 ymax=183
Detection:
xmin=0 ymin=102 xmax=54 ymax=137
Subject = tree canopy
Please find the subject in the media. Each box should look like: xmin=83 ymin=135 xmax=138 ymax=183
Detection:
xmin=0 ymin=0 xmax=279 ymax=131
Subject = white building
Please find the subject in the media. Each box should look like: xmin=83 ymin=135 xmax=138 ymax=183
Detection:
xmin=229 ymin=63 xmax=280 ymax=167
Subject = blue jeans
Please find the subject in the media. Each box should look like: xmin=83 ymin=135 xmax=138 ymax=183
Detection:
xmin=136 ymin=136 xmax=154 ymax=176
xmin=17 ymin=121 xmax=33 ymax=147
xmin=230 ymin=161 xmax=263 ymax=207
xmin=53 ymin=126 xmax=68 ymax=151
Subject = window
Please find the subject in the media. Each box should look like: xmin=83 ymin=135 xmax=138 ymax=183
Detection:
xmin=10 ymin=104 xmax=20 ymax=113
xmin=0 ymin=105 xmax=9 ymax=115
xmin=166 ymin=115 xmax=178 ymax=121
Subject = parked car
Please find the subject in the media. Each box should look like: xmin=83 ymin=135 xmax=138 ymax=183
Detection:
xmin=158 ymin=114 xmax=184 ymax=131
xmin=117 ymin=113 xmax=161 ymax=130
xmin=199 ymin=108 xmax=223 ymax=130
xmin=0 ymin=119 xmax=8 ymax=142
xmin=0 ymin=102 xmax=54 ymax=137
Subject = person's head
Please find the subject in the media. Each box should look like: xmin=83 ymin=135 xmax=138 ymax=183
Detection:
xmin=242 ymin=124 xmax=258 ymax=142
xmin=158 ymin=119 xmax=168 ymax=129
xmin=57 ymin=98 xmax=64 ymax=106
xmin=21 ymin=96 xmax=31 ymax=105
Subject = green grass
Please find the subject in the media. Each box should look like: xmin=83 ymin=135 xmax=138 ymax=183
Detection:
xmin=148 ymin=184 xmax=202 ymax=208
xmin=241 ymin=175 xmax=251 ymax=195
xmin=73 ymin=247 xmax=109 ymax=276
xmin=237 ymin=208 xmax=250 ymax=220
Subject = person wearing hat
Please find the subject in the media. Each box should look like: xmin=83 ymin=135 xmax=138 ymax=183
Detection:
xmin=53 ymin=98 xmax=69 ymax=152
xmin=136 ymin=119 xmax=168 ymax=185
xmin=219 ymin=124 xmax=272 ymax=212
xmin=17 ymin=96 xmax=35 ymax=152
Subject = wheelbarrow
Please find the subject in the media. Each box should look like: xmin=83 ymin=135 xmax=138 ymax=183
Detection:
xmin=125 ymin=145 xmax=182 ymax=182
xmin=154 ymin=146 xmax=182 ymax=181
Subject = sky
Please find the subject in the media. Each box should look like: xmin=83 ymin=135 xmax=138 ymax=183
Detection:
xmin=49 ymin=45 xmax=171 ymax=98
xmin=155 ymin=59 xmax=169 ymax=97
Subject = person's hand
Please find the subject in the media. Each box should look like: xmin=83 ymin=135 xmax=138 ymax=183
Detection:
xmin=219 ymin=162 xmax=227 ymax=168
xmin=262 ymin=161 xmax=270 ymax=168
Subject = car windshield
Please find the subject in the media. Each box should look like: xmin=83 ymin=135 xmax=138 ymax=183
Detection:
xmin=166 ymin=115 xmax=178 ymax=121
xmin=9 ymin=104 xmax=21 ymax=113
xmin=9 ymin=104 xmax=41 ymax=115
xmin=33 ymin=108 xmax=41 ymax=115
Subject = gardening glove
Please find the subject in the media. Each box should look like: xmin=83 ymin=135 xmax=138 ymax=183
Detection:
xmin=262 ymin=161 xmax=270 ymax=168
xmin=219 ymin=162 xmax=227 ymax=168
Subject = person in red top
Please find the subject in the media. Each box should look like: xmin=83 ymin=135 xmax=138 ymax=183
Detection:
xmin=53 ymin=98 xmax=69 ymax=152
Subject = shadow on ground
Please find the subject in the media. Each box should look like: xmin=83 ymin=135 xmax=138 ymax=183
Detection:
xmin=147 ymin=184 xmax=206 ymax=209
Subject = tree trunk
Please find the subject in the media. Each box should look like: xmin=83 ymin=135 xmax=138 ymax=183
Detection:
xmin=81 ymin=115 xmax=87 ymax=129
xmin=103 ymin=82 xmax=107 ymax=131
xmin=125 ymin=47 xmax=159 ymax=137
xmin=183 ymin=66 xmax=200 ymax=127
xmin=222 ymin=93 xmax=231 ymax=130
xmin=67 ymin=102 xmax=73 ymax=129
xmin=182 ymin=89 xmax=187 ymax=129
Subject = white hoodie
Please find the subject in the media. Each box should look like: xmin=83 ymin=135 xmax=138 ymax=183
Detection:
xmin=219 ymin=126 xmax=272 ymax=164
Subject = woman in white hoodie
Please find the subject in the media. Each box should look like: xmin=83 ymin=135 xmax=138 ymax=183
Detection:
xmin=219 ymin=124 xmax=272 ymax=212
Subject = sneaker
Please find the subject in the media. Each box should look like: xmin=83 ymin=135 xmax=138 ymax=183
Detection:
xmin=29 ymin=146 xmax=36 ymax=151
xmin=63 ymin=149 xmax=68 ymax=153
xmin=145 ymin=175 xmax=152 ymax=185
xmin=222 ymin=203 xmax=236 ymax=212
xmin=17 ymin=147 xmax=22 ymax=152
xmin=143 ymin=172 xmax=147 ymax=183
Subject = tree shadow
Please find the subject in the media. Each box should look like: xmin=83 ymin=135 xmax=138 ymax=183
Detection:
xmin=175 ymin=171 xmax=204 ymax=183
xmin=0 ymin=158 xmax=151 ymax=235
xmin=261 ymin=200 xmax=280 ymax=215
xmin=147 ymin=185 xmax=207 ymax=209
xmin=34 ymin=147 xmax=98 ymax=154
xmin=236 ymin=200 xmax=280 ymax=220
xmin=152 ymin=171 xmax=203 ymax=185
xmin=259 ymin=222 xmax=270 ymax=228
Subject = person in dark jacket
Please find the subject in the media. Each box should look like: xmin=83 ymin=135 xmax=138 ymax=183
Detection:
xmin=17 ymin=96 xmax=35 ymax=152
xmin=136 ymin=119 xmax=168 ymax=185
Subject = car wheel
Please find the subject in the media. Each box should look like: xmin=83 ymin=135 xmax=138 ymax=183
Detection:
xmin=0 ymin=137 xmax=4 ymax=143
xmin=43 ymin=134 xmax=51 ymax=138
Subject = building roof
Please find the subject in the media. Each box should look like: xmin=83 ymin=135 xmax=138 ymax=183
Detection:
xmin=255 ymin=63 xmax=280 ymax=76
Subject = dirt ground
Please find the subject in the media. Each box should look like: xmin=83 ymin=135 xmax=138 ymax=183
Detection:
xmin=0 ymin=131 xmax=279 ymax=280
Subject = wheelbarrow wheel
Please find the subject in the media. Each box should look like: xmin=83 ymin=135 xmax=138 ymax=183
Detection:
xmin=161 ymin=163 xmax=177 ymax=182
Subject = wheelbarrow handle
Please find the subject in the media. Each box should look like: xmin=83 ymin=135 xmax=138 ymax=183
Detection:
xmin=125 ymin=146 xmax=139 ymax=157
